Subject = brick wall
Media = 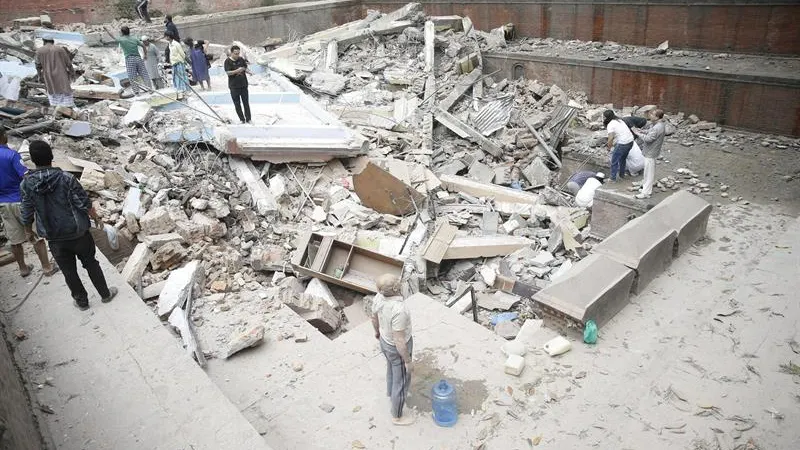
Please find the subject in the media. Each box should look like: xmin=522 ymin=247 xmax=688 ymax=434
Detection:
xmin=484 ymin=53 xmax=800 ymax=136
xmin=362 ymin=0 xmax=800 ymax=56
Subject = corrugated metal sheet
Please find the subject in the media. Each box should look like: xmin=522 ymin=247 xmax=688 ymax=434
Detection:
xmin=469 ymin=94 xmax=514 ymax=136
xmin=546 ymin=104 xmax=579 ymax=149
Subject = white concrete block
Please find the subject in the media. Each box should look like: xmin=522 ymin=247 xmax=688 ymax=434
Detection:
xmin=304 ymin=278 xmax=338 ymax=309
xmin=157 ymin=260 xmax=203 ymax=317
xmin=504 ymin=354 xmax=525 ymax=376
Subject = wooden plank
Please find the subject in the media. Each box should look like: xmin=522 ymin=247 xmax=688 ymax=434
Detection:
xmin=439 ymin=174 xmax=540 ymax=204
xmin=435 ymin=108 xmax=503 ymax=157
xmin=421 ymin=220 xmax=458 ymax=264
xmin=442 ymin=235 xmax=534 ymax=260
xmin=310 ymin=236 xmax=334 ymax=273
xmin=424 ymin=21 xmax=435 ymax=73
xmin=352 ymin=161 xmax=425 ymax=216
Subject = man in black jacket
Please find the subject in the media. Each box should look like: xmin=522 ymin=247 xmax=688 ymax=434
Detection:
xmin=21 ymin=141 xmax=117 ymax=311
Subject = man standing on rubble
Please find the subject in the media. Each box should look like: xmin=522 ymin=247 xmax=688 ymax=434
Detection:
xmin=163 ymin=15 xmax=180 ymax=62
xmin=371 ymin=274 xmax=416 ymax=426
xmin=20 ymin=140 xmax=118 ymax=311
xmin=35 ymin=37 xmax=75 ymax=117
xmin=632 ymin=109 xmax=667 ymax=199
xmin=141 ymin=36 xmax=164 ymax=89
xmin=0 ymin=128 xmax=58 ymax=278
xmin=165 ymin=32 xmax=189 ymax=100
xmin=604 ymin=110 xmax=635 ymax=182
xmin=110 ymin=26 xmax=151 ymax=94
xmin=224 ymin=45 xmax=252 ymax=123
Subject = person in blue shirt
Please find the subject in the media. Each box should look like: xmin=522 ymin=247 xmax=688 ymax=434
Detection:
xmin=0 ymin=128 xmax=57 ymax=278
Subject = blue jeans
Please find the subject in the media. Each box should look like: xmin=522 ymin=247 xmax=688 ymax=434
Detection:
xmin=610 ymin=141 xmax=633 ymax=181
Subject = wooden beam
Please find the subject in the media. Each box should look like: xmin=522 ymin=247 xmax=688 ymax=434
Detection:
xmin=421 ymin=220 xmax=458 ymax=264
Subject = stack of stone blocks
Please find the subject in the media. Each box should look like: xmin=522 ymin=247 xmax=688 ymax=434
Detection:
xmin=534 ymin=191 xmax=713 ymax=329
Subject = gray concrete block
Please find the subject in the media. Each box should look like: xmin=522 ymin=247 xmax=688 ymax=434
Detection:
xmin=590 ymin=187 xmax=650 ymax=239
xmin=647 ymin=190 xmax=712 ymax=255
xmin=533 ymin=253 xmax=635 ymax=328
xmin=592 ymin=215 xmax=677 ymax=294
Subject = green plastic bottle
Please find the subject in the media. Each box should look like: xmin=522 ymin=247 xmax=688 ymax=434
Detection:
xmin=583 ymin=320 xmax=598 ymax=344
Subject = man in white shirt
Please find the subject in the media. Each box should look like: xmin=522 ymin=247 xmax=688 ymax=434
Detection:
xmin=603 ymin=110 xmax=635 ymax=182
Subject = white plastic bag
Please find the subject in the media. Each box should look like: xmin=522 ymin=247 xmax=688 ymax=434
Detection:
xmin=104 ymin=224 xmax=119 ymax=250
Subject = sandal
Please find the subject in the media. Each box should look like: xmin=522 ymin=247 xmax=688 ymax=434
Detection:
xmin=20 ymin=264 xmax=33 ymax=278
xmin=44 ymin=265 xmax=60 ymax=277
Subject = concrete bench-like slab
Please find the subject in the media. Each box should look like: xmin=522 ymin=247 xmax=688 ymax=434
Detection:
xmin=592 ymin=215 xmax=677 ymax=294
xmin=589 ymin=187 xmax=650 ymax=239
xmin=533 ymin=253 xmax=635 ymax=328
xmin=647 ymin=190 xmax=712 ymax=255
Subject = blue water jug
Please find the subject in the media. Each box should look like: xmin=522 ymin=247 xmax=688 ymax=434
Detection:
xmin=431 ymin=379 xmax=458 ymax=427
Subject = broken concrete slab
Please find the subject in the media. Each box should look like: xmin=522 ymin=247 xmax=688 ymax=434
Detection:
xmin=157 ymin=260 xmax=204 ymax=318
xmin=421 ymin=220 xmax=458 ymax=264
xmin=531 ymin=251 xmax=555 ymax=268
xmin=141 ymin=280 xmax=167 ymax=300
xmin=533 ymin=253 xmax=635 ymax=328
xmin=479 ymin=291 xmax=521 ymax=310
xmin=62 ymin=120 xmax=92 ymax=138
xmin=352 ymin=160 xmax=425 ymax=216
xmin=78 ymin=168 xmax=105 ymax=192
xmin=521 ymin=156 xmax=552 ymax=188
xmin=139 ymin=206 xmax=176 ymax=235
xmin=121 ymin=243 xmax=151 ymax=286
xmin=308 ymin=71 xmax=347 ymax=95
xmin=467 ymin=161 xmax=495 ymax=184
xmin=439 ymin=174 xmax=540 ymax=204
xmin=304 ymin=278 xmax=338 ymax=310
xmin=443 ymin=235 xmax=533 ymax=260
xmin=592 ymin=215 xmax=677 ymax=294
xmin=150 ymin=241 xmax=188 ymax=271
xmin=122 ymin=101 xmax=152 ymax=126
xmin=224 ymin=325 xmax=266 ymax=359
xmin=142 ymin=233 xmax=184 ymax=251
xmin=435 ymin=108 xmax=503 ymax=157
xmin=282 ymin=292 xmax=341 ymax=333
xmin=646 ymin=191 xmax=712 ymax=255
xmin=228 ymin=157 xmax=278 ymax=217
xmin=440 ymin=70 xmax=483 ymax=112
xmin=72 ymin=84 xmax=123 ymax=100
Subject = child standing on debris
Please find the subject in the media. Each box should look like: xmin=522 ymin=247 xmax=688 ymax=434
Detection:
xmin=20 ymin=141 xmax=118 ymax=311
xmin=34 ymin=37 xmax=75 ymax=117
xmin=109 ymin=26 xmax=151 ymax=94
xmin=371 ymin=274 xmax=416 ymax=426
xmin=190 ymin=42 xmax=211 ymax=90
xmin=224 ymin=45 xmax=252 ymax=123
xmin=604 ymin=110 xmax=635 ymax=182
xmin=632 ymin=109 xmax=667 ymax=199
xmin=165 ymin=32 xmax=189 ymax=100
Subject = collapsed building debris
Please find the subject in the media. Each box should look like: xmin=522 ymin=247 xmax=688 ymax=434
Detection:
xmin=1 ymin=2 xmax=797 ymax=368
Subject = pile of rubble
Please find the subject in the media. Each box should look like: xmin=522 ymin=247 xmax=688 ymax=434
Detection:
xmin=1 ymin=3 xmax=796 ymax=361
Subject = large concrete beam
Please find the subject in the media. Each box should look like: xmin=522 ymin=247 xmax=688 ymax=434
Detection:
xmin=592 ymin=215 xmax=677 ymax=294
xmin=646 ymin=191 xmax=712 ymax=255
xmin=533 ymin=253 xmax=635 ymax=328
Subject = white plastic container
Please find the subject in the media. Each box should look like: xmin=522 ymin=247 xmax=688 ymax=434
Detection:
xmin=543 ymin=336 xmax=572 ymax=356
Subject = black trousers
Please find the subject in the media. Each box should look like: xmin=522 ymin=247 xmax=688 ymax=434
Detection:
xmin=230 ymin=87 xmax=251 ymax=122
xmin=49 ymin=232 xmax=111 ymax=305
xmin=136 ymin=0 xmax=151 ymax=22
